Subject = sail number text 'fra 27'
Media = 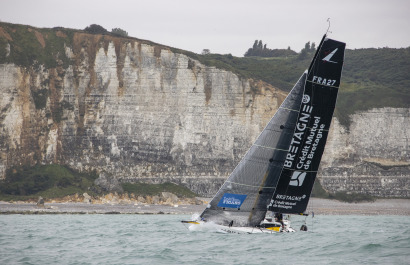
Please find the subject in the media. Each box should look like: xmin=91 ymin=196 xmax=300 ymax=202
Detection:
xmin=312 ymin=76 xmax=336 ymax=86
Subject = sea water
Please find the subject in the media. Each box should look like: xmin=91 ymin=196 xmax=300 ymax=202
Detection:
xmin=0 ymin=214 xmax=409 ymax=265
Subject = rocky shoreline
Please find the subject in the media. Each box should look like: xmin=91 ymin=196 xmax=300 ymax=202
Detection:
xmin=1 ymin=198 xmax=409 ymax=216
xmin=45 ymin=192 xmax=205 ymax=206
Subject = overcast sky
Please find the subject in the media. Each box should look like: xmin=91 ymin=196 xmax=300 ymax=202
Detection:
xmin=1 ymin=0 xmax=409 ymax=56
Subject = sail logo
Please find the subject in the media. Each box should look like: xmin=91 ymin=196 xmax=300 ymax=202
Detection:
xmin=218 ymin=193 xmax=247 ymax=208
xmin=284 ymin=102 xmax=313 ymax=169
xmin=296 ymin=116 xmax=324 ymax=170
xmin=322 ymin=48 xmax=338 ymax=63
xmin=289 ymin=171 xmax=306 ymax=187
xmin=302 ymin=94 xmax=310 ymax=104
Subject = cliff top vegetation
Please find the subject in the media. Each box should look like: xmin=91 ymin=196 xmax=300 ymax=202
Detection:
xmin=243 ymin=39 xmax=297 ymax=57
xmin=192 ymin=47 xmax=410 ymax=128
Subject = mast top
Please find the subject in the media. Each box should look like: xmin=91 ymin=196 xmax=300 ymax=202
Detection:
xmin=326 ymin=18 xmax=332 ymax=36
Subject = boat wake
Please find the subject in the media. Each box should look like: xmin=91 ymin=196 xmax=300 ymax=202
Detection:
xmin=187 ymin=221 xmax=221 ymax=233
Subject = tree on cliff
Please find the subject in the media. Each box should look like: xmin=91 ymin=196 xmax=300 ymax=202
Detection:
xmin=111 ymin=28 xmax=128 ymax=37
xmin=84 ymin=24 xmax=108 ymax=34
xmin=297 ymin=41 xmax=316 ymax=60
xmin=244 ymin=40 xmax=296 ymax=57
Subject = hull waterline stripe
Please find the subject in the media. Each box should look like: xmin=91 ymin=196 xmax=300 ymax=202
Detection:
xmin=181 ymin=221 xmax=200 ymax=224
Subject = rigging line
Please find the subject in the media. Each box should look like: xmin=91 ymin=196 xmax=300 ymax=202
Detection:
xmin=306 ymin=126 xmax=330 ymax=132
xmin=225 ymin=181 xmax=276 ymax=189
xmin=264 ymin=128 xmax=286 ymax=133
xmin=243 ymin=157 xmax=281 ymax=166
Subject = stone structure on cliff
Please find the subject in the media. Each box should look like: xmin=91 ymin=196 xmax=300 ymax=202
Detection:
xmin=0 ymin=27 xmax=409 ymax=197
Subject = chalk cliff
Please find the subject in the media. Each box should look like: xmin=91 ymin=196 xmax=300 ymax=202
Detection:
xmin=0 ymin=30 xmax=288 ymax=196
xmin=321 ymin=108 xmax=410 ymax=197
xmin=0 ymin=26 xmax=408 ymax=197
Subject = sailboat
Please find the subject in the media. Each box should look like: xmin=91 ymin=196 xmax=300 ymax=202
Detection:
xmin=182 ymin=35 xmax=346 ymax=233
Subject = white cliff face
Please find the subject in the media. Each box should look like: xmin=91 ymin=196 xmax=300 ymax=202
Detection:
xmin=320 ymin=108 xmax=410 ymax=197
xmin=349 ymin=108 xmax=409 ymax=159
xmin=1 ymin=65 xmax=22 ymax=150
xmin=0 ymin=34 xmax=285 ymax=196
xmin=0 ymin=33 xmax=408 ymax=197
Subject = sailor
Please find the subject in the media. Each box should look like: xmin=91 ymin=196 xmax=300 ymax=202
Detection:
xmin=274 ymin=213 xmax=284 ymax=227
xmin=229 ymin=220 xmax=234 ymax=227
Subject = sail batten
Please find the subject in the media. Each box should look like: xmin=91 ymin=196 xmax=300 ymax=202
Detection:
xmin=279 ymin=107 xmax=300 ymax=112
xmin=225 ymin=181 xmax=277 ymax=189
xmin=253 ymin=144 xmax=288 ymax=152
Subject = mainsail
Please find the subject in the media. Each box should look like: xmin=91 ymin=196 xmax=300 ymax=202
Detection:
xmin=268 ymin=37 xmax=345 ymax=214
xmin=200 ymin=36 xmax=345 ymax=227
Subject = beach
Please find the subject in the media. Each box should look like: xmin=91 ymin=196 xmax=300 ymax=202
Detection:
xmin=1 ymin=198 xmax=409 ymax=215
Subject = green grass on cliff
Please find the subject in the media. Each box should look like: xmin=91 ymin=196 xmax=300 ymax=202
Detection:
xmin=0 ymin=22 xmax=74 ymax=68
xmin=0 ymin=164 xmax=98 ymax=201
xmin=0 ymin=164 xmax=197 ymax=201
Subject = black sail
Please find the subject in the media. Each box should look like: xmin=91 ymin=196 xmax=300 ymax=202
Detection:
xmin=199 ymin=35 xmax=345 ymax=226
xmin=200 ymin=73 xmax=307 ymax=227
xmin=268 ymin=37 xmax=346 ymax=214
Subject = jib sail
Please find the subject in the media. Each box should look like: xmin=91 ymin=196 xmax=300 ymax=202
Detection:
xmin=268 ymin=37 xmax=346 ymax=214
xmin=200 ymin=72 xmax=307 ymax=227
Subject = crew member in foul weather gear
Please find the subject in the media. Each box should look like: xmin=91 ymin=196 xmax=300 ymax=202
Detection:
xmin=274 ymin=213 xmax=284 ymax=227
